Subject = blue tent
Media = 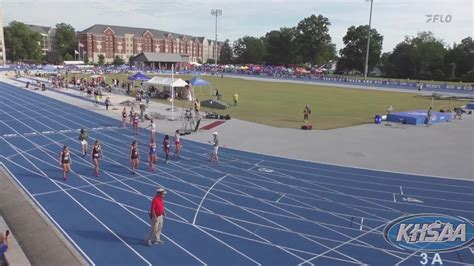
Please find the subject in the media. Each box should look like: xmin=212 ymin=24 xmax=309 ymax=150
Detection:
xmin=42 ymin=64 xmax=56 ymax=73
xmin=190 ymin=76 xmax=212 ymax=97
xmin=128 ymin=72 xmax=151 ymax=81
xmin=190 ymin=77 xmax=210 ymax=86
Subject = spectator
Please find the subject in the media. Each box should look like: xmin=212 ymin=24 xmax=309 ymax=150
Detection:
xmin=145 ymin=94 xmax=150 ymax=106
xmin=79 ymin=128 xmax=88 ymax=158
xmin=104 ymin=97 xmax=111 ymax=110
xmin=232 ymin=92 xmax=239 ymax=106
xmin=303 ymin=105 xmax=311 ymax=123
xmin=146 ymin=188 xmax=166 ymax=246
xmin=209 ymin=132 xmax=219 ymax=163
xmin=454 ymin=108 xmax=463 ymax=120
xmin=0 ymin=231 xmax=9 ymax=264
xmin=426 ymin=107 xmax=433 ymax=127
xmin=387 ymin=105 xmax=394 ymax=118
xmin=194 ymin=98 xmax=201 ymax=113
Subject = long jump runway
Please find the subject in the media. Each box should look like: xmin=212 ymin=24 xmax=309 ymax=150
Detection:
xmin=0 ymin=82 xmax=472 ymax=265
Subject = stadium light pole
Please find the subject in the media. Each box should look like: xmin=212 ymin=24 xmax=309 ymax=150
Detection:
xmin=211 ymin=9 xmax=222 ymax=65
xmin=364 ymin=0 xmax=374 ymax=80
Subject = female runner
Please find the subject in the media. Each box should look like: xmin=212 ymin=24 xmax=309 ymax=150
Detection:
xmin=59 ymin=145 xmax=72 ymax=180
xmin=130 ymin=140 xmax=139 ymax=174
xmin=148 ymin=138 xmax=157 ymax=172
xmin=91 ymin=140 xmax=102 ymax=176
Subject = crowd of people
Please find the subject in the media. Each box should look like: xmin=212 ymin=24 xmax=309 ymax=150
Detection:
xmin=59 ymin=109 xmax=219 ymax=180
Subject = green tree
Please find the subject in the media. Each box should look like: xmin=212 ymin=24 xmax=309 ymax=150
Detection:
xmin=264 ymin=27 xmax=297 ymax=65
xmin=55 ymin=23 xmax=77 ymax=62
xmin=219 ymin=39 xmax=233 ymax=64
xmin=379 ymin=52 xmax=391 ymax=75
xmin=83 ymin=54 xmax=89 ymax=64
xmin=233 ymin=36 xmax=266 ymax=64
xmin=295 ymin=14 xmax=334 ymax=65
xmin=4 ymin=21 xmax=42 ymax=62
xmin=336 ymin=25 xmax=383 ymax=74
xmin=98 ymin=54 xmax=105 ymax=65
xmin=112 ymin=56 xmax=125 ymax=65
xmin=206 ymin=58 xmax=215 ymax=64
xmin=444 ymin=37 xmax=474 ymax=79
xmin=461 ymin=70 xmax=474 ymax=82
xmin=63 ymin=53 xmax=73 ymax=61
xmin=386 ymin=32 xmax=447 ymax=80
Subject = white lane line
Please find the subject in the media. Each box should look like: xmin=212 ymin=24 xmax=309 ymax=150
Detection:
xmin=3 ymin=75 xmax=470 ymax=266
xmin=0 ymin=87 xmax=414 ymax=262
xmin=0 ymin=162 xmax=96 ymax=266
xmin=34 ymin=141 xmax=202 ymax=265
xmin=182 ymin=164 xmax=364 ymax=264
xmin=192 ymin=174 xmax=228 ymax=225
xmin=198 ymin=225 xmax=364 ymax=265
xmin=298 ymin=223 xmax=388 ymax=265
xmin=393 ymin=193 xmax=397 ymax=203
xmin=359 ymin=218 xmax=364 ymax=231
xmin=0 ymin=111 xmax=153 ymax=265
xmin=275 ymin=193 xmax=286 ymax=203
xmin=400 ymin=186 xmax=403 ymax=195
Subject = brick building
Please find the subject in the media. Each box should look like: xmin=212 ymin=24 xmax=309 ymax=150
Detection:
xmin=27 ymin=24 xmax=56 ymax=55
xmin=77 ymin=24 xmax=222 ymax=64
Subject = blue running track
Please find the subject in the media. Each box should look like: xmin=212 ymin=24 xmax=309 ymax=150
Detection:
xmin=0 ymin=82 xmax=472 ymax=265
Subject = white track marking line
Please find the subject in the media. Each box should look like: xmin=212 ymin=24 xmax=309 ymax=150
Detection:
xmin=181 ymin=165 xmax=365 ymax=264
xmin=0 ymin=105 xmax=207 ymax=264
xmin=191 ymin=210 xmax=463 ymax=264
xmin=5 ymin=81 xmax=472 ymax=185
xmin=0 ymin=126 xmax=153 ymax=266
xmin=400 ymin=186 xmax=403 ymax=195
xmin=23 ymin=137 xmax=204 ymax=264
xmin=3 ymin=82 xmax=468 ymax=264
xmin=275 ymin=193 xmax=286 ymax=203
xmin=183 ymin=161 xmax=405 ymax=261
xmin=298 ymin=223 xmax=388 ymax=265
xmin=197 ymin=225 xmax=361 ymax=265
xmin=192 ymin=174 xmax=228 ymax=225
xmin=0 ymin=162 xmax=96 ymax=266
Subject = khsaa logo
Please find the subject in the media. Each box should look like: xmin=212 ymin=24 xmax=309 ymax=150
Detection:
xmin=384 ymin=214 xmax=474 ymax=252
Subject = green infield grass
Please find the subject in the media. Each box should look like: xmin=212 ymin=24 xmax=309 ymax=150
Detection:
xmin=76 ymin=73 xmax=462 ymax=129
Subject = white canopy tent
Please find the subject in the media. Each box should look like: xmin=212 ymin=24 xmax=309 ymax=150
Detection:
xmin=144 ymin=77 xmax=188 ymax=87
xmin=63 ymin=61 xmax=85 ymax=65
xmin=144 ymin=72 xmax=188 ymax=120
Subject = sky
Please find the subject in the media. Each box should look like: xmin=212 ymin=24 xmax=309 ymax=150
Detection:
xmin=1 ymin=0 xmax=472 ymax=53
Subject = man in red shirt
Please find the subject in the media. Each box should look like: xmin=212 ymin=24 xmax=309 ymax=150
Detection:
xmin=146 ymin=188 xmax=166 ymax=246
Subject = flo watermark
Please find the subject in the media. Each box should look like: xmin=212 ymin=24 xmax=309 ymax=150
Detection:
xmin=426 ymin=14 xmax=452 ymax=23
